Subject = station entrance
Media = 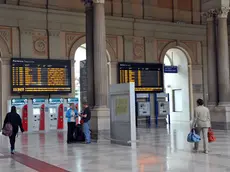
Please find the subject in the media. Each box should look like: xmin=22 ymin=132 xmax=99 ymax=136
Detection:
xmin=74 ymin=43 xmax=87 ymax=111
xmin=163 ymin=48 xmax=190 ymax=122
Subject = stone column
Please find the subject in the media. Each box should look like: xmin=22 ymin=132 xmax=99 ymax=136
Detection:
xmin=216 ymin=7 xmax=230 ymax=104
xmin=204 ymin=9 xmax=218 ymax=105
xmin=85 ymin=2 xmax=95 ymax=108
xmin=91 ymin=0 xmax=110 ymax=133
xmin=0 ymin=59 xmax=2 ymax=129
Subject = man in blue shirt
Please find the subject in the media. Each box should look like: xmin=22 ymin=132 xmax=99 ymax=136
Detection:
xmin=66 ymin=103 xmax=78 ymax=144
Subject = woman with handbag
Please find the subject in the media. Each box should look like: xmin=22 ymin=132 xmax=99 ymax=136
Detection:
xmin=191 ymin=99 xmax=211 ymax=154
xmin=3 ymin=106 xmax=24 ymax=154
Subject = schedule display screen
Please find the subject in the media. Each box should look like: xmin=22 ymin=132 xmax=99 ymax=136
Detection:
xmin=11 ymin=58 xmax=72 ymax=94
xmin=118 ymin=62 xmax=164 ymax=92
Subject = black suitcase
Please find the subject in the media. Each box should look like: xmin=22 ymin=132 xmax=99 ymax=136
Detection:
xmin=73 ymin=124 xmax=85 ymax=142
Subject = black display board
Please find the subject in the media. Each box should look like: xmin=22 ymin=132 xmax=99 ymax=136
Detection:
xmin=118 ymin=62 xmax=164 ymax=92
xmin=80 ymin=60 xmax=87 ymax=103
xmin=11 ymin=58 xmax=72 ymax=94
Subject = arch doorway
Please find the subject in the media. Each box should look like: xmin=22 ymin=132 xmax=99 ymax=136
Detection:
xmin=74 ymin=43 xmax=111 ymax=111
xmin=164 ymin=48 xmax=191 ymax=122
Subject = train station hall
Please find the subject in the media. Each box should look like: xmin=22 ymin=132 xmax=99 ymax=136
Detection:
xmin=0 ymin=0 xmax=230 ymax=171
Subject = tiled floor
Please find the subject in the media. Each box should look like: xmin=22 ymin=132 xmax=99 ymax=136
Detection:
xmin=0 ymin=123 xmax=230 ymax=172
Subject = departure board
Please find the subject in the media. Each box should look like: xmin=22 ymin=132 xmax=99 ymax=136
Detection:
xmin=118 ymin=62 xmax=164 ymax=92
xmin=11 ymin=58 xmax=72 ymax=94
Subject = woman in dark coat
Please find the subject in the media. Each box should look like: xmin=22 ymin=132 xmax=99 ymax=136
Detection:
xmin=3 ymin=106 xmax=24 ymax=154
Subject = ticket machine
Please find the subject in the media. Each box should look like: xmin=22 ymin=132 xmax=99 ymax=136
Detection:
xmin=155 ymin=93 xmax=170 ymax=126
xmin=32 ymin=99 xmax=46 ymax=132
xmin=136 ymin=94 xmax=151 ymax=127
xmin=8 ymin=99 xmax=29 ymax=132
xmin=48 ymin=98 xmax=64 ymax=130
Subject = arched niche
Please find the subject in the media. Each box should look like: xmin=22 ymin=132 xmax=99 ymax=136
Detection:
xmin=0 ymin=36 xmax=11 ymax=128
xmin=159 ymin=41 xmax=193 ymax=65
xmin=68 ymin=35 xmax=117 ymax=63
xmin=160 ymin=41 xmax=194 ymax=121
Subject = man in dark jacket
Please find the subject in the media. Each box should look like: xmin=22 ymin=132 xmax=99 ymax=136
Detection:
xmin=80 ymin=102 xmax=91 ymax=144
xmin=3 ymin=106 xmax=24 ymax=154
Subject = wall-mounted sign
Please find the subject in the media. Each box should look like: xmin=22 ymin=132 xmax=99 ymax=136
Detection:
xmin=164 ymin=66 xmax=178 ymax=73
xmin=48 ymin=98 xmax=63 ymax=104
xmin=11 ymin=98 xmax=28 ymax=105
xmin=193 ymin=84 xmax=203 ymax=93
xmin=67 ymin=98 xmax=79 ymax=103
xmin=32 ymin=98 xmax=45 ymax=104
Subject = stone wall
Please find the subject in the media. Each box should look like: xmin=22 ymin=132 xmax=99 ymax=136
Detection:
xmin=0 ymin=3 xmax=206 ymax=124
xmin=0 ymin=0 xmax=201 ymax=24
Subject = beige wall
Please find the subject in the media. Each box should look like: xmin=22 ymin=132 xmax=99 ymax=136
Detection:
xmin=0 ymin=4 xmax=206 ymax=123
xmin=2 ymin=0 xmax=201 ymax=24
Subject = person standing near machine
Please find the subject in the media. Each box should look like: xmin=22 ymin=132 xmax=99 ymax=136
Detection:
xmin=3 ymin=106 xmax=24 ymax=154
xmin=66 ymin=103 xmax=78 ymax=144
xmin=80 ymin=102 xmax=91 ymax=144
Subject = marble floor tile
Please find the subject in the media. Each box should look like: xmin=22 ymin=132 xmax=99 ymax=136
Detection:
xmin=0 ymin=123 xmax=229 ymax=171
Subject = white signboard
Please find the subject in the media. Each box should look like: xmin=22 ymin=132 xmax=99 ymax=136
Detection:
xmin=110 ymin=83 xmax=136 ymax=148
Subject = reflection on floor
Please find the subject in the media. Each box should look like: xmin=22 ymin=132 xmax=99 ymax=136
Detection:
xmin=0 ymin=123 xmax=230 ymax=172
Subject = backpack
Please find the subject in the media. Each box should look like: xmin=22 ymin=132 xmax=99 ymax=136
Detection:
xmin=2 ymin=123 xmax=13 ymax=137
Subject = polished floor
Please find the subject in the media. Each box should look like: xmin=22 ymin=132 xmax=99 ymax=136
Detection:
xmin=0 ymin=123 xmax=230 ymax=172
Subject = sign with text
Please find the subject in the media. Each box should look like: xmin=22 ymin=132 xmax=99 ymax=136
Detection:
xmin=164 ymin=66 xmax=178 ymax=73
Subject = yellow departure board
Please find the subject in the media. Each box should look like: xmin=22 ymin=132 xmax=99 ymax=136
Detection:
xmin=11 ymin=58 xmax=71 ymax=94
xmin=118 ymin=62 xmax=164 ymax=92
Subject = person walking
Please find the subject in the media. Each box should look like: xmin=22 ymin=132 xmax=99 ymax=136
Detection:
xmin=192 ymin=99 xmax=211 ymax=154
xmin=80 ymin=102 xmax=91 ymax=144
xmin=66 ymin=103 xmax=78 ymax=144
xmin=3 ymin=106 xmax=24 ymax=154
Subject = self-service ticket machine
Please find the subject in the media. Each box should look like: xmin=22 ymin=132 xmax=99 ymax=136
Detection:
xmin=155 ymin=93 xmax=170 ymax=126
xmin=8 ymin=99 xmax=29 ymax=131
xmin=48 ymin=98 xmax=64 ymax=130
xmin=136 ymin=94 xmax=151 ymax=127
xmin=31 ymin=99 xmax=47 ymax=132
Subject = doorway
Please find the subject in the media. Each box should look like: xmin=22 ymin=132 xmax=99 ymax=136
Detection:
xmin=74 ymin=44 xmax=111 ymax=110
xmin=164 ymin=48 xmax=190 ymax=122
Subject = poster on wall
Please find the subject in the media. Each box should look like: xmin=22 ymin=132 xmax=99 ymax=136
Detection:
xmin=115 ymin=97 xmax=129 ymax=116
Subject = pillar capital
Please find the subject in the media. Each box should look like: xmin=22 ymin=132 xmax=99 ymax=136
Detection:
xmin=216 ymin=7 xmax=230 ymax=19
xmin=93 ymin=0 xmax=104 ymax=3
xmin=202 ymin=9 xmax=216 ymax=21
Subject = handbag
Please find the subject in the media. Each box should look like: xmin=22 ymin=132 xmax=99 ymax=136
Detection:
xmin=187 ymin=129 xmax=201 ymax=143
xmin=2 ymin=123 xmax=13 ymax=137
xmin=208 ymin=128 xmax=216 ymax=142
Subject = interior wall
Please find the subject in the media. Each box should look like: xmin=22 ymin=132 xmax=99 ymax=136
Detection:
xmin=164 ymin=48 xmax=190 ymax=122
xmin=3 ymin=0 xmax=201 ymax=24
